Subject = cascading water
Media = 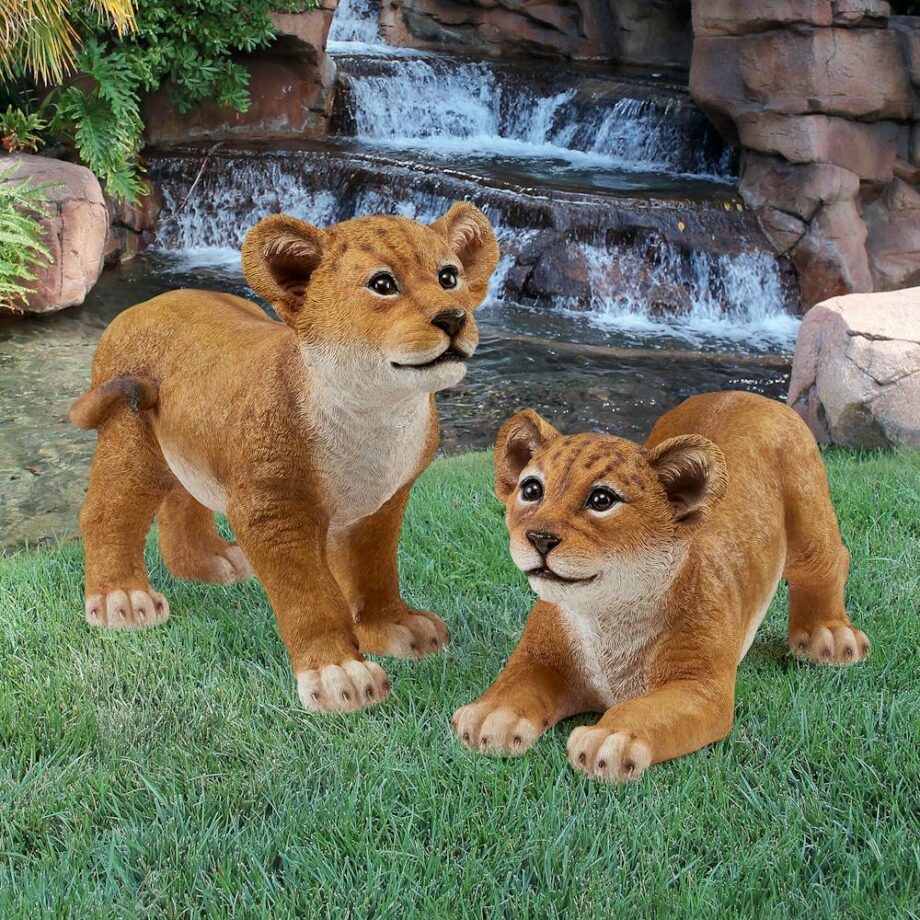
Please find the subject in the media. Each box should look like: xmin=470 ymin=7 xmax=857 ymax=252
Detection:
xmin=147 ymin=0 xmax=799 ymax=351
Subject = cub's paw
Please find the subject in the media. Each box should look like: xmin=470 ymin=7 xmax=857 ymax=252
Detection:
xmin=789 ymin=623 xmax=871 ymax=666
xmin=85 ymin=589 xmax=170 ymax=630
xmin=205 ymin=545 xmax=254 ymax=585
xmin=168 ymin=543 xmax=254 ymax=585
xmin=567 ymin=725 xmax=652 ymax=784
xmin=451 ymin=700 xmax=543 ymax=756
xmin=296 ymin=659 xmax=390 ymax=714
xmin=356 ymin=608 xmax=448 ymax=659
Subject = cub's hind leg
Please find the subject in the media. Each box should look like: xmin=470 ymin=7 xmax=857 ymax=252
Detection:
xmin=782 ymin=431 xmax=870 ymax=666
xmin=158 ymin=486 xmax=253 ymax=585
xmin=80 ymin=410 xmax=173 ymax=629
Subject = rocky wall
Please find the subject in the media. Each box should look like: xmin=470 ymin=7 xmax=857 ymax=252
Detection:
xmin=691 ymin=2 xmax=920 ymax=307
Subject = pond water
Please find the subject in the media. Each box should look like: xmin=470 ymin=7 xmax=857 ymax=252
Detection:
xmin=0 ymin=253 xmax=789 ymax=550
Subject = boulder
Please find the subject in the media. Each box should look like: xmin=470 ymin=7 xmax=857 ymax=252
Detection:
xmin=788 ymin=286 xmax=920 ymax=447
xmin=143 ymin=3 xmax=338 ymax=144
xmin=1 ymin=153 xmax=108 ymax=314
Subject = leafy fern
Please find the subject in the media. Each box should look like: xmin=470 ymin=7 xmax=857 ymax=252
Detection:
xmin=52 ymin=39 xmax=145 ymax=202
xmin=0 ymin=164 xmax=56 ymax=312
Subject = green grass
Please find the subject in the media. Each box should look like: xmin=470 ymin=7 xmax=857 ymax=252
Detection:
xmin=1 ymin=450 xmax=919 ymax=917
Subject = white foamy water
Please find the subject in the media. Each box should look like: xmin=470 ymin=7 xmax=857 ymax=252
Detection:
xmin=155 ymin=158 xmax=797 ymax=353
xmin=327 ymin=0 xmax=381 ymax=45
xmin=335 ymin=53 xmax=733 ymax=180
xmin=564 ymin=245 xmax=799 ymax=349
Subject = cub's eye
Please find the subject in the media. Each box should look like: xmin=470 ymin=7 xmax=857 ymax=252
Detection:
xmin=586 ymin=487 xmax=621 ymax=512
xmin=520 ymin=477 xmax=543 ymax=502
xmin=438 ymin=266 xmax=458 ymax=290
xmin=368 ymin=272 xmax=398 ymax=296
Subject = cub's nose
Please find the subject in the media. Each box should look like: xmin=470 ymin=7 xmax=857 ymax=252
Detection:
xmin=432 ymin=310 xmax=467 ymax=338
xmin=526 ymin=530 xmax=560 ymax=558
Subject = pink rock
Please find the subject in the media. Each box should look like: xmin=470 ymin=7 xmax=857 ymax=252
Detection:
xmin=789 ymin=287 xmax=920 ymax=447
xmin=692 ymin=29 xmax=912 ymax=123
xmin=735 ymin=114 xmax=901 ymax=183
xmin=791 ymin=199 xmax=873 ymax=307
xmin=692 ymin=1 xmax=833 ymax=36
xmin=740 ymin=155 xmax=859 ymax=220
xmin=864 ymin=178 xmax=920 ymax=291
xmin=1 ymin=153 xmax=109 ymax=314
xmin=832 ymin=0 xmax=890 ymax=26
xmin=380 ymin=0 xmax=692 ymax=66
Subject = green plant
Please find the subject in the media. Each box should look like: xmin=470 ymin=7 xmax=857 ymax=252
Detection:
xmin=0 ymin=164 xmax=55 ymax=312
xmin=0 ymin=0 xmax=136 ymax=85
xmin=52 ymin=38 xmax=145 ymax=202
xmin=0 ymin=104 xmax=47 ymax=152
xmin=120 ymin=0 xmax=310 ymax=115
xmin=1 ymin=1 xmax=315 ymax=203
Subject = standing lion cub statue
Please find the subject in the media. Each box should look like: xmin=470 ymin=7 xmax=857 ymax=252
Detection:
xmin=71 ymin=202 xmax=499 ymax=713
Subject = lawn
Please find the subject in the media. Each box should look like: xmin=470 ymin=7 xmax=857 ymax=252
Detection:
xmin=1 ymin=450 xmax=918 ymax=917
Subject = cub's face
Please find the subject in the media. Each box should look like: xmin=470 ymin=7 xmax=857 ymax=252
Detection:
xmin=241 ymin=203 xmax=499 ymax=394
xmin=493 ymin=410 xmax=727 ymax=606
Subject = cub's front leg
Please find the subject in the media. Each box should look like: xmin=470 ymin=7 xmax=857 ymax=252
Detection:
xmin=330 ymin=483 xmax=448 ymax=659
xmin=452 ymin=601 xmax=590 ymax=755
xmin=567 ymin=671 xmax=736 ymax=783
xmin=229 ymin=489 xmax=389 ymax=714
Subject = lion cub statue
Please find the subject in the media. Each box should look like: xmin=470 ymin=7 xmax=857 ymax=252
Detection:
xmin=70 ymin=202 xmax=499 ymax=713
xmin=453 ymin=391 xmax=870 ymax=781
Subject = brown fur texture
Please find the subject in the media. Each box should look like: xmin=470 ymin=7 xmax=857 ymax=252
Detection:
xmin=71 ymin=202 xmax=499 ymax=713
xmin=453 ymin=391 xmax=870 ymax=782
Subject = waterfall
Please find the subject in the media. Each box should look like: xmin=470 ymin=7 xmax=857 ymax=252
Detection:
xmin=335 ymin=55 xmax=734 ymax=180
xmin=150 ymin=151 xmax=797 ymax=350
xmin=327 ymin=0 xmax=381 ymax=47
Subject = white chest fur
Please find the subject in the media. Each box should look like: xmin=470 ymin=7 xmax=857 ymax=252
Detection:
xmin=557 ymin=555 xmax=672 ymax=709
xmin=305 ymin=353 xmax=431 ymax=534
xmin=559 ymin=601 xmax=658 ymax=709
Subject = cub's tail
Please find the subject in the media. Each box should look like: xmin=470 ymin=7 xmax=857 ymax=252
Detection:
xmin=69 ymin=376 xmax=159 ymax=430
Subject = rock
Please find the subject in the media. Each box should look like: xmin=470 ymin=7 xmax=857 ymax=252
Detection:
xmin=1 ymin=153 xmax=108 ymax=314
xmin=692 ymin=29 xmax=912 ymax=124
xmin=911 ymin=123 xmax=920 ymax=165
xmin=143 ymin=3 xmax=338 ymax=144
xmin=740 ymin=155 xmax=859 ymax=220
xmin=788 ymin=287 xmax=920 ymax=447
xmin=380 ymin=0 xmax=693 ymax=66
xmin=791 ymin=199 xmax=873 ymax=307
xmin=692 ymin=1 xmax=834 ymax=37
xmin=832 ymin=0 xmax=890 ymax=26
xmin=865 ymin=178 xmax=920 ymax=290
xmin=757 ymin=207 xmax=808 ymax=253
xmin=890 ymin=15 xmax=920 ymax=88
xmin=734 ymin=114 xmax=901 ymax=183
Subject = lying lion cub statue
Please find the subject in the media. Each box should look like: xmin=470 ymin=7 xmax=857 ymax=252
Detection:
xmin=453 ymin=391 xmax=870 ymax=781
xmin=71 ymin=202 xmax=499 ymax=713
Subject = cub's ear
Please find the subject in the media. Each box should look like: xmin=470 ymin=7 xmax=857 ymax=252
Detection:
xmin=647 ymin=434 xmax=727 ymax=524
xmin=494 ymin=409 xmax=560 ymax=502
xmin=431 ymin=202 xmax=500 ymax=303
xmin=241 ymin=215 xmax=326 ymax=320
